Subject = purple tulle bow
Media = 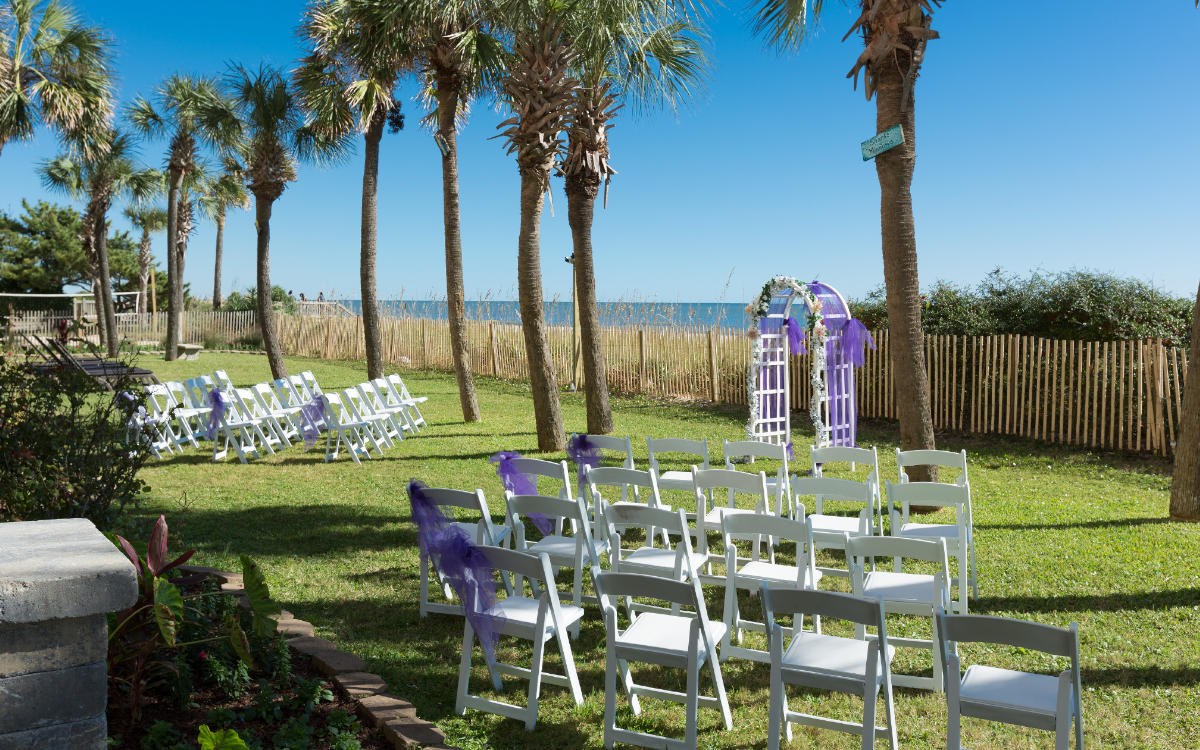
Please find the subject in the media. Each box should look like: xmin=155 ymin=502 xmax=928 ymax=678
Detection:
xmin=566 ymin=434 xmax=602 ymax=484
xmin=300 ymin=395 xmax=325 ymax=449
xmin=408 ymin=480 xmax=502 ymax=688
xmin=785 ymin=441 xmax=794 ymax=460
xmin=489 ymin=452 xmax=553 ymax=535
xmin=206 ymin=389 xmax=226 ymax=441
xmin=841 ymin=318 xmax=876 ymax=368
xmin=784 ymin=317 xmax=806 ymax=355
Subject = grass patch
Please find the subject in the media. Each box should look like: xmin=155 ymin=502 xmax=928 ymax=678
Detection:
xmin=125 ymin=352 xmax=1200 ymax=749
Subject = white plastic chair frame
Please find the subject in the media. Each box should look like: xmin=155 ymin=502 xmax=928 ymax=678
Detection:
xmin=231 ymin=388 xmax=288 ymax=452
xmin=723 ymin=439 xmax=795 ymax=520
xmin=320 ymin=393 xmax=374 ymax=464
xmin=761 ymin=586 xmax=898 ymax=750
xmin=720 ymin=512 xmax=821 ymax=664
xmin=212 ymin=369 xmax=235 ymax=391
xmin=384 ymin=373 xmax=427 ymax=429
xmin=125 ymin=397 xmax=175 ymax=459
xmin=209 ymin=388 xmax=276 ymax=463
xmin=342 ymin=386 xmax=398 ymax=451
xmin=146 ymin=384 xmax=191 ymax=450
xmin=849 ymin=534 xmax=952 ymax=692
xmin=690 ymin=467 xmax=775 ymax=575
xmin=595 ymin=571 xmax=733 ymax=750
xmin=416 ymin=487 xmax=511 ymax=618
xmin=506 ymin=457 xmax=575 ymax=536
xmin=601 ymin=504 xmax=706 ymax=617
xmin=935 ymin=610 xmax=1084 ymax=750
xmin=896 ymin=448 xmax=978 ymax=600
xmin=585 ymin=465 xmax=667 ymax=548
xmin=251 ymin=383 xmax=303 ymax=443
xmin=455 ymin=546 xmax=584 ymax=730
xmin=165 ymin=380 xmax=209 ymax=442
xmin=790 ymin=476 xmax=875 ymax=578
xmin=506 ymin=493 xmax=607 ymax=609
xmin=572 ymin=433 xmax=635 ymax=499
xmin=647 ymin=437 xmax=710 ymax=493
xmin=887 ymin=481 xmax=973 ymax=614
xmin=360 ymin=379 xmax=418 ymax=435
xmin=812 ymin=445 xmax=884 ymax=534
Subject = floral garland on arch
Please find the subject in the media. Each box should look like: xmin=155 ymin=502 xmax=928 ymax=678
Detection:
xmin=744 ymin=276 xmax=830 ymax=446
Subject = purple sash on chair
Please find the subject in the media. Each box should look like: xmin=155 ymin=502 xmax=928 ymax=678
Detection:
xmin=489 ymin=451 xmax=553 ymax=535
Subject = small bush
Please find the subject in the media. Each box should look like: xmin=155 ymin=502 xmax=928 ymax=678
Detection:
xmin=235 ymin=327 xmax=263 ymax=350
xmin=0 ymin=354 xmax=150 ymax=527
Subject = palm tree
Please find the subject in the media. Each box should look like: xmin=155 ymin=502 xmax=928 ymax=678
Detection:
xmin=127 ymin=75 xmax=241 ymax=361
xmin=562 ymin=0 xmax=706 ymax=434
xmin=40 ymin=130 xmax=159 ymax=356
xmin=296 ymin=0 xmax=413 ymax=381
xmin=1171 ymin=281 xmax=1200 ymax=521
xmin=751 ymin=0 xmax=941 ymax=478
xmin=226 ymin=63 xmax=349 ymax=380
xmin=198 ymin=162 xmax=248 ymax=310
xmin=122 ymin=204 xmax=167 ymax=313
xmin=495 ymin=6 xmax=578 ymax=451
xmin=0 ymin=0 xmax=113 ymax=159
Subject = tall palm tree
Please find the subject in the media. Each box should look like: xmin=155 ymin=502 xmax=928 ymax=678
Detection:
xmin=752 ymin=0 xmax=941 ymax=478
xmin=1171 ymin=282 xmax=1200 ymax=521
xmin=198 ymin=162 xmax=248 ymax=310
xmin=297 ymin=0 xmax=413 ymax=381
xmin=0 ymin=0 xmax=113 ymax=159
xmin=563 ymin=0 xmax=706 ymax=434
xmin=40 ymin=130 xmax=159 ymax=356
xmin=226 ymin=62 xmax=349 ymax=380
xmin=127 ymin=75 xmax=241 ymax=361
xmin=122 ymin=204 xmax=167 ymax=312
xmin=495 ymin=5 xmax=578 ymax=451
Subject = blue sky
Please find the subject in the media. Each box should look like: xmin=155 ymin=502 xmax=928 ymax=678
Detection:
xmin=2 ymin=1 xmax=1197 ymax=305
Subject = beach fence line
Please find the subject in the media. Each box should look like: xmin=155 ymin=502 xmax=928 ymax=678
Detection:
xmin=7 ymin=309 xmax=1188 ymax=455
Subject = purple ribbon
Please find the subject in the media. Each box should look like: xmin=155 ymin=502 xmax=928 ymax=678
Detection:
xmin=784 ymin=316 xmax=806 ymax=355
xmin=566 ymin=434 xmax=602 ymax=484
xmin=841 ymin=318 xmax=876 ymax=368
xmin=206 ymin=389 xmax=226 ymax=441
xmin=489 ymin=452 xmax=553 ymax=535
xmin=300 ymin=395 xmax=325 ymax=449
xmin=407 ymin=480 xmax=502 ymax=688
xmin=785 ymin=441 xmax=794 ymax=460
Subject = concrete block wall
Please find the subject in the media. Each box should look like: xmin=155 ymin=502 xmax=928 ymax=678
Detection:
xmin=0 ymin=519 xmax=137 ymax=749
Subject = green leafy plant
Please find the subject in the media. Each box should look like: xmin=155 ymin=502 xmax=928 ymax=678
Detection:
xmin=197 ymin=725 xmax=249 ymax=750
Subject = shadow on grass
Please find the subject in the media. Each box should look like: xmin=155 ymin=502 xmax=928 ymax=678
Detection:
xmin=976 ymin=517 xmax=1171 ymax=532
xmin=976 ymin=587 xmax=1200 ymax=614
xmin=1081 ymin=665 xmax=1200 ymax=688
xmin=165 ymin=504 xmax=416 ymax=555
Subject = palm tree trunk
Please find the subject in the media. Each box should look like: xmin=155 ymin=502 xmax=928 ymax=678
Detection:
xmin=254 ymin=193 xmax=287 ymax=379
xmin=437 ymin=80 xmax=481 ymax=422
xmin=212 ymin=211 xmax=225 ymax=310
xmin=138 ymin=230 xmax=151 ymax=314
xmin=164 ymin=174 xmax=182 ymax=360
xmin=1170 ymin=280 xmax=1200 ymax=521
xmin=90 ymin=275 xmax=106 ymax=349
xmin=360 ymin=113 xmax=385 ymax=380
xmin=94 ymin=209 xmax=120 ymax=358
xmin=517 ymin=168 xmax=565 ymax=451
xmin=565 ymin=168 xmax=612 ymax=434
xmin=873 ymin=62 xmax=937 ymax=481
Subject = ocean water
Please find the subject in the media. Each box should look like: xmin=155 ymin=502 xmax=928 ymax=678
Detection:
xmin=336 ymin=299 xmax=750 ymax=329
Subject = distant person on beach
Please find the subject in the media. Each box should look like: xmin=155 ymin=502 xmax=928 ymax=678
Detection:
xmin=317 ymin=292 xmax=325 ymax=302
xmin=300 ymin=293 xmax=307 ymax=302
xmin=288 ymin=290 xmax=295 ymax=301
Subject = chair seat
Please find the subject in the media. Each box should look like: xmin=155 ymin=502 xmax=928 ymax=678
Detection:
xmin=809 ymin=514 xmax=864 ymax=535
xmin=657 ymin=470 xmax=694 ymax=491
xmin=782 ymin=631 xmax=895 ymax=682
xmin=703 ymin=506 xmax=761 ymax=525
xmin=959 ymin=665 xmax=1064 ymax=718
xmin=898 ymin=522 xmax=960 ymax=542
xmin=862 ymin=571 xmax=938 ymax=606
xmin=528 ymin=534 xmax=609 ymax=561
xmin=484 ymin=596 xmax=584 ymax=636
xmin=618 ymin=612 xmax=728 ymax=663
xmin=737 ymin=560 xmax=821 ymax=589
xmin=622 ymin=546 xmax=707 ymax=574
xmin=451 ymin=521 xmax=511 ymax=546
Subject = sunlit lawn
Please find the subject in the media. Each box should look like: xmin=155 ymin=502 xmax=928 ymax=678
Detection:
xmin=123 ymin=352 xmax=1199 ymax=749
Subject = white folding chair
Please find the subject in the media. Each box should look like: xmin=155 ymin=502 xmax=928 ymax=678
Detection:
xmin=849 ymin=534 xmax=952 ymax=691
xmin=723 ymin=439 xmax=795 ymax=520
xmin=503 ymin=456 xmax=575 ymax=536
xmin=601 ymin=504 xmax=707 ymax=617
xmin=888 ymin=481 xmax=973 ymax=614
xmin=320 ymin=392 xmax=375 ymax=464
xmin=690 ymin=467 xmax=774 ymax=574
xmin=299 ymin=370 xmax=324 ymax=396
xmin=343 ymin=386 xmax=398 ymax=451
xmin=231 ymin=387 xmax=288 ymax=452
xmin=586 ymin=466 xmax=667 ymax=548
xmin=208 ymin=388 xmax=276 ymax=463
xmin=455 ymin=546 xmax=584 ymax=730
xmin=146 ymin=383 xmax=190 ymax=450
xmin=184 ymin=375 xmax=216 ymax=410
xmin=571 ymin=433 xmax=634 ymax=498
xmin=251 ymin=383 xmax=302 ymax=443
xmin=360 ymin=379 xmax=418 ymax=436
xmin=896 ymin=448 xmax=978 ymax=599
xmin=506 ymin=493 xmax=607 ymax=609
xmin=124 ymin=397 xmax=175 ymax=459
xmin=165 ymin=380 xmax=210 ymax=443
xmin=212 ymin=369 xmax=236 ymax=391
xmin=595 ymin=571 xmax=733 ymax=749
xmin=384 ymin=373 xmax=427 ymax=428
xmin=414 ymin=487 xmax=511 ymax=618
xmin=720 ymin=513 xmax=821 ymax=664
xmin=812 ymin=445 xmax=884 ymax=534
xmin=791 ymin=476 xmax=875 ymax=578
xmin=647 ymin=437 xmax=709 ymax=493
xmin=761 ymin=587 xmax=897 ymax=750
xmin=936 ymin=611 xmax=1084 ymax=750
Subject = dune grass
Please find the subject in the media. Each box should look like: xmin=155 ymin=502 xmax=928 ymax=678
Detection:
xmin=122 ymin=352 xmax=1199 ymax=749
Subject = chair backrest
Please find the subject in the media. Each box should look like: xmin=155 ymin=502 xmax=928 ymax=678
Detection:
xmin=358 ymin=381 xmax=391 ymax=410
xmin=233 ymin=388 xmax=266 ymax=420
xmin=386 ymin=373 xmax=417 ymax=400
xmin=790 ymin=475 xmax=873 ymax=515
xmin=289 ymin=374 xmax=314 ymax=401
xmin=595 ymin=571 xmax=703 ymax=614
xmin=300 ymin=370 xmax=323 ymax=395
xmin=761 ymin=586 xmax=886 ymax=633
xmin=576 ymin=434 xmax=635 ymax=469
xmin=897 ymin=448 xmax=968 ymax=486
xmin=273 ymin=378 xmax=301 ymax=407
xmin=691 ymin=467 xmax=771 ymax=514
xmin=646 ymin=437 xmax=709 ymax=474
xmin=183 ymin=376 xmax=215 ymax=407
xmin=603 ymin=503 xmax=690 ymax=545
xmin=886 ymin=481 xmax=969 ymax=512
xmin=937 ymin=612 xmax=1078 ymax=658
xmin=477 ymin=544 xmax=554 ymax=592
xmin=811 ymin=445 xmax=880 ymax=484
xmin=342 ymin=387 xmax=374 ymax=419
xmin=213 ymin=370 xmax=235 ymax=390
xmin=508 ymin=457 xmax=573 ymax=499
xmin=253 ymin=382 xmax=284 ymax=412
xmin=585 ymin=465 xmax=661 ymax=507
xmin=321 ymin=392 xmax=352 ymax=426
xmin=164 ymin=381 xmax=192 ymax=408
xmin=507 ymin=493 xmax=588 ymax=529
xmin=417 ymin=487 xmax=503 ymax=545
xmin=723 ymin=513 xmax=815 ymax=571
xmin=146 ymin=383 xmax=176 ymax=416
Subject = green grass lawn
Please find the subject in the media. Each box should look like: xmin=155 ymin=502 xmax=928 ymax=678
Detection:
xmin=125 ymin=352 xmax=1199 ymax=749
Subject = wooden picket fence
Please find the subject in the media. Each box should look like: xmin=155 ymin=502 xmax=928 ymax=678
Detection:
xmin=7 ymin=308 xmax=1188 ymax=455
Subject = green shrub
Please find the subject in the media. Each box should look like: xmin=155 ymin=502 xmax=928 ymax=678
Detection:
xmin=0 ymin=355 xmax=150 ymax=526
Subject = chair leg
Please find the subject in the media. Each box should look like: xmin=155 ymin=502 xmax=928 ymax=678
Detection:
xmin=768 ymin=665 xmax=782 ymax=750
xmin=721 ymin=582 xmax=736 ymax=655
xmin=455 ymin=622 xmax=474 ymax=716
xmin=969 ymin=536 xmax=980 ymax=598
xmin=557 ymin=627 xmax=583 ymax=704
xmin=526 ymin=631 xmax=546 ymax=730
xmin=684 ymin=648 xmax=700 ymax=750
xmin=708 ymin=642 xmax=733 ymax=729
xmin=604 ymin=646 xmax=617 ymax=749
xmin=418 ymin=554 xmax=430 ymax=618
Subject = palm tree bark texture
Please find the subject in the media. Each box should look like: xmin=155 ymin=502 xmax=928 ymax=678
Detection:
xmin=212 ymin=209 xmax=225 ymax=310
xmin=164 ymin=132 xmax=193 ymax=362
xmin=435 ymin=62 xmax=482 ymax=423
xmin=360 ymin=111 xmax=386 ymax=380
xmin=1170 ymin=280 xmax=1200 ymax=521
xmin=564 ymin=82 xmax=616 ymax=434
xmin=252 ymin=189 xmax=287 ymax=379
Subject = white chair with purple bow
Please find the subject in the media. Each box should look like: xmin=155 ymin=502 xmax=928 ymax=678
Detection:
xmin=205 ymin=387 xmax=276 ymax=463
xmin=504 ymin=492 xmax=607 ymax=610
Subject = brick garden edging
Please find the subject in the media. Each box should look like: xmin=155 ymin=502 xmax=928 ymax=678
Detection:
xmin=179 ymin=565 xmax=460 ymax=750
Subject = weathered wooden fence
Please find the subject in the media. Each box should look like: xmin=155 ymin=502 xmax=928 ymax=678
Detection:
xmin=9 ymin=308 xmax=1188 ymax=454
